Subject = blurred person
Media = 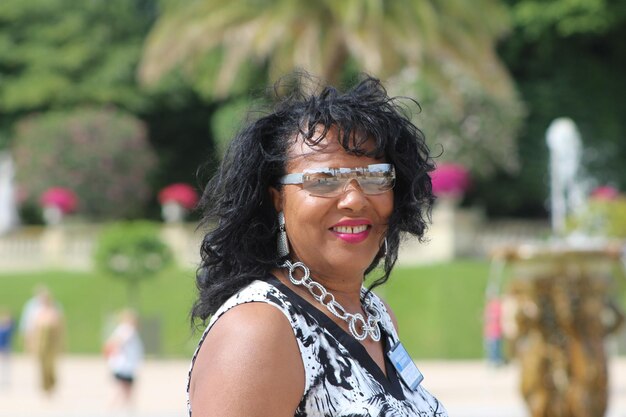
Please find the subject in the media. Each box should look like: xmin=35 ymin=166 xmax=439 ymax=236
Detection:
xmin=31 ymin=290 xmax=64 ymax=396
xmin=0 ymin=308 xmax=15 ymax=388
xmin=483 ymin=295 xmax=505 ymax=366
xmin=187 ymin=75 xmax=447 ymax=416
xmin=18 ymin=285 xmax=63 ymax=353
xmin=19 ymin=285 xmax=48 ymax=352
xmin=104 ymin=309 xmax=144 ymax=410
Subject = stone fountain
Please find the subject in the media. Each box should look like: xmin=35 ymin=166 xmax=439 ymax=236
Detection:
xmin=491 ymin=118 xmax=625 ymax=417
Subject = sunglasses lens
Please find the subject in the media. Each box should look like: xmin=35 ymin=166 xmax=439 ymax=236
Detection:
xmin=302 ymin=166 xmax=395 ymax=197
xmin=303 ymin=177 xmax=343 ymax=196
xmin=360 ymin=177 xmax=395 ymax=194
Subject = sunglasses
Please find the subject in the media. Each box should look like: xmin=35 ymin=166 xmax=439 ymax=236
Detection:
xmin=277 ymin=163 xmax=395 ymax=197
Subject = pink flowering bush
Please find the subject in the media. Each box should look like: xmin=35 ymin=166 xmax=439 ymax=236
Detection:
xmin=13 ymin=108 xmax=157 ymax=219
xmin=158 ymin=183 xmax=199 ymax=210
xmin=431 ymin=163 xmax=471 ymax=198
xmin=590 ymin=186 xmax=619 ymax=201
xmin=40 ymin=187 xmax=78 ymax=214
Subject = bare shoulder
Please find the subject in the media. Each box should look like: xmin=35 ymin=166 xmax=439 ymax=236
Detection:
xmin=190 ymin=302 xmax=304 ymax=417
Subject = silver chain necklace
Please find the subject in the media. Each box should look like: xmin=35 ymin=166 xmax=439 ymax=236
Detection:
xmin=281 ymin=260 xmax=382 ymax=341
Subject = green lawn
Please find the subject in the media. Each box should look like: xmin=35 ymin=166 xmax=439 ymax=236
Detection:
xmin=0 ymin=268 xmax=198 ymax=357
xmin=0 ymin=260 xmax=490 ymax=359
xmin=375 ymin=260 xmax=489 ymax=359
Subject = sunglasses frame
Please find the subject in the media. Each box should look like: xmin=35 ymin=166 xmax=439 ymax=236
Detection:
xmin=277 ymin=163 xmax=395 ymax=197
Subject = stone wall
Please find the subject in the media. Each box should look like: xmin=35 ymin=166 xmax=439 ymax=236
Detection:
xmin=0 ymin=214 xmax=551 ymax=272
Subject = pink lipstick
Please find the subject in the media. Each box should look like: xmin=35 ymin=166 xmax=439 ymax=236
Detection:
xmin=329 ymin=219 xmax=372 ymax=244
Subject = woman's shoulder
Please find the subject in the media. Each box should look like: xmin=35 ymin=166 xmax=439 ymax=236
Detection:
xmin=203 ymin=298 xmax=299 ymax=351
xmin=188 ymin=281 xmax=304 ymax=416
xmin=211 ymin=279 xmax=294 ymax=323
xmin=215 ymin=279 xmax=294 ymax=326
xmin=191 ymin=279 xmax=298 ymax=362
xmin=189 ymin=277 xmax=302 ymax=377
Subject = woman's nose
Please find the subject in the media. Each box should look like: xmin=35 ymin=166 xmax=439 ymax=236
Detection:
xmin=337 ymin=179 xmax=367 ymax=211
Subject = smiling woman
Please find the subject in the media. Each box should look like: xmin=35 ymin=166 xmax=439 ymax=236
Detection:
xmin=187 ymin=74 xmax=446 ymax=417
xmin=270 ymin=132 xmax=394 ymax=286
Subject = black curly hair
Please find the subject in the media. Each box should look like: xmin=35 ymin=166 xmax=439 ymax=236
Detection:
xmin=192 ymin=74 xmax=435 ymax=323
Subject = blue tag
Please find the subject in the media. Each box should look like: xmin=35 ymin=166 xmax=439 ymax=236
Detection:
xmin=387 ymin=341 xmax=424 ymax=391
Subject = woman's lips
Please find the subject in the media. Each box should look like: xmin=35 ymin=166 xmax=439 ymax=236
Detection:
xmin=330 ymin=224 xmax=371 ymax=243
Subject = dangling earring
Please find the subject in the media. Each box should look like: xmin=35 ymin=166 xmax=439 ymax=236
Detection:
xmin=277 ymin=211 xmax=289 ymax=257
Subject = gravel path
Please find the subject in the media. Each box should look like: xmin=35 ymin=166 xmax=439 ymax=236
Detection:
xmin=1 ymin=355 xmax=624 ymax=417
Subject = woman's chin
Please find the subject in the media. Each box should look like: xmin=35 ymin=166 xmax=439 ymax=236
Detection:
xmin=321 ymin=251 xmax=379 ymax=274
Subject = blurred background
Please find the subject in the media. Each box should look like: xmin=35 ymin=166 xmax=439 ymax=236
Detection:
xmin=0 ymin=0 xmax=625 ymax=416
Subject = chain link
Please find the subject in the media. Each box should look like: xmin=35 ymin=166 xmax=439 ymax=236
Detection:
xmin=282 ymin=260 xmax=382 ymax=341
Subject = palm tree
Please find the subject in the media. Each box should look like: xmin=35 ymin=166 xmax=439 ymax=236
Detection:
xmin=139 ymin=0 xmax=516 ymax=101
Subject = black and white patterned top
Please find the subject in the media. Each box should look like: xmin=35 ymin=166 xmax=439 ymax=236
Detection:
xmin=187 ymin=277 xmax=448 ymax=417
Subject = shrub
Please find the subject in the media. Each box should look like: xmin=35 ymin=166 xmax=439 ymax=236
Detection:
xmin=94 ymin=221 xmax=172 ymax=307
xmin=12 ymin=107 xmax=157 ymax=219
xmin=388 ymin=67 xmax=524 ymax=179
xmin=568 ymin=187 xmax=626 ymax=239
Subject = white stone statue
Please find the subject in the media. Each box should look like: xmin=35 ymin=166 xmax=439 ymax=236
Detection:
xmin=0 ymin=152 xmax=19 ymax=234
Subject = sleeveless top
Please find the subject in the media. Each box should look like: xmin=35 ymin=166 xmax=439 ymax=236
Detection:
xmin=187 ymin=277 xmax=448 ymax=417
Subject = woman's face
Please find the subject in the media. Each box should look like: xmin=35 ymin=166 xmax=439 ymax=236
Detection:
xmin=271 ymin=127 xmax=393 ymax=278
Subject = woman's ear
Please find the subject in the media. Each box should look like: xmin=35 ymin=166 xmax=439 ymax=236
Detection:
xmin=269 ymin=186 xmax=283 ymax=213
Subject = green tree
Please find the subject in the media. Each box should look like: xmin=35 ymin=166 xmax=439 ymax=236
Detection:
xmin=140 ymin=0 xmax=524 ymax=176
xmin=480 ymin=0 xmax=626 ymax=216
xmin=0 ymin=0 xmax=217 ymax=216
xmin=0 ymin=0 xmax=156 ymax=114
xmin=139 ymin=0 xmax=517 ymax=101
xmin=388 ymin=66 xmax=524 ymax=178
xmin=0 ymin=0 xmax=158 ymax=152
xmin=510 ymin=0 xmax=626 ymax=38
